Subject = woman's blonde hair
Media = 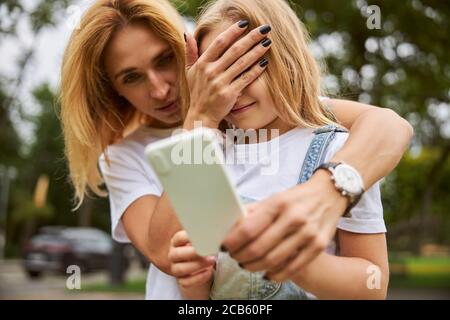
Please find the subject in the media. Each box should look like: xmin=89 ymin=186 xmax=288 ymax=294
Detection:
xmin=59 ymin=0 xmax=188 ymax=209
xmin=195 ymin=0 xmax=336 ymax=129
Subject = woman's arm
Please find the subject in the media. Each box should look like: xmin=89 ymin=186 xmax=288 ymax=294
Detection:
xmin=290 ymin=231 xmax=389 ymax=300
xmin=328 ymin=99 xmax=414 ymax=188
xmin=222 ymin=100 xmax=412 ymax=281
xmin=121 ymin=193 xmax=181 ymax=275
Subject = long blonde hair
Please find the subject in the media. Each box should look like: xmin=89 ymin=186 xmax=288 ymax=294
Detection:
xmin=59 ymin=0 xmax=188 ymax=209
xmin=195 ymin=0 xmax=336 ymax=129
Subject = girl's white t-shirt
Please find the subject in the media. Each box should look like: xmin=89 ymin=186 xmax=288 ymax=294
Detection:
xmin=99 ymin=124 xmax=386 ymax=301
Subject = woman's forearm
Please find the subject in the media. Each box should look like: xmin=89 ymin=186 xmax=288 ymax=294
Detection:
xmin=147 ymin=193 xmax=183 ymax=274
xmin=292 ymin=252 xmax=389 ymax=300
xmin=332 ymin=108 xmax=413 ymax=189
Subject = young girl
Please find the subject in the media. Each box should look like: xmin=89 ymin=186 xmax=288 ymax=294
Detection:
xmin=59 ymin=0 xmax=408 ymax=300
xmin=169 ymin=0 xmax=389 ymax=300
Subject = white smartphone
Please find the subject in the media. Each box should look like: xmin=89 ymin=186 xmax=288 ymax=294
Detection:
xmin=145 ymin=127 xmax=246 ymax=256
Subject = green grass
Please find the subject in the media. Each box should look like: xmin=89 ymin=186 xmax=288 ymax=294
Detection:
xmin=389 ymin=256 xmax=450 ymax=289
xmin=73 ymin=278 xmax=146 ymax=293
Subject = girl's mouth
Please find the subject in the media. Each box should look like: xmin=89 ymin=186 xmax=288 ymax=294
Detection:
xmin=230 ymin=102 xmax=256 ymax=115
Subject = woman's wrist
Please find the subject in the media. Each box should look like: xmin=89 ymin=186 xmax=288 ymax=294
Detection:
xmin=309 ymin=170 xmax=349 ymax=217
xmin=183 ymin=109 xmax=220 ymax=130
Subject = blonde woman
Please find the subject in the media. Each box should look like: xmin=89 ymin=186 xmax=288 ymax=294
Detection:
xmin=59 ymin=0 xmax=412 ymax=299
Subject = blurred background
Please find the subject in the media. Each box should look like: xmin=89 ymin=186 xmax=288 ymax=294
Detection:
xmin=0 ymin=0 xmax=449 ymax=299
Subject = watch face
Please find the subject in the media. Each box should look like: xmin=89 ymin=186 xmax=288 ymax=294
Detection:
xmin=333 ymin=164 xmax=363 ymax=195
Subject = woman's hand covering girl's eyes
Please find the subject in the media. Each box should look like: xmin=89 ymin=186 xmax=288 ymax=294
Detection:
xmin=184 ymin=21 xmax=273 ymax=129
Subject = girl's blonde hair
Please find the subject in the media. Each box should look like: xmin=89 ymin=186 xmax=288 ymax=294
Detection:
xmin=195 ymin=0 xmax=336 ymax=129
xmin=59 ymin=0 xmax=188 ymax=209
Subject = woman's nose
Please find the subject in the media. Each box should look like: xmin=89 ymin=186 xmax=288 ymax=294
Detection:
xmin=147 ymin=71 xmax=170 ymax=100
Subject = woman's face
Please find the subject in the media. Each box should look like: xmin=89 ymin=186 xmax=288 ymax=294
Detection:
xmin=104 ymin=21 xmax=182 ymax=128
xmin=198 ymin=21 xmax=288 ymax=133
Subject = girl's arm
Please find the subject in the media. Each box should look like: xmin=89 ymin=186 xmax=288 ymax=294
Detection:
xmin=289 ymin=230 xmax=389 ymax=300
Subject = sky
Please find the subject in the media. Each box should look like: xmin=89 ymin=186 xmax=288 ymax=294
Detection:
xmin=0 ymin=0 xmax=90 ymax=145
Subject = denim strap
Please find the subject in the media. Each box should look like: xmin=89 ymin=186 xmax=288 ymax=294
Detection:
xmin=297 ymin=125 xmax=347 ymax=184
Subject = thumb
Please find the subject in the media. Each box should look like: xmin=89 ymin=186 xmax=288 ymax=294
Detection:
xmin=185 ymin=32 xmax=199 ymax=69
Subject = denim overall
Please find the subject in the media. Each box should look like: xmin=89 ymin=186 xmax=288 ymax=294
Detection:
xmin=210 ymin=125 xmax=347 ymax=300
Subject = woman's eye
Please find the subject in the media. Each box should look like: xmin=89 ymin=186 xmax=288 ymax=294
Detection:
xmin=158 ymin=54 xmax=174 ymax=67
xmin=123 ymin=73 xmax=141 ymax=84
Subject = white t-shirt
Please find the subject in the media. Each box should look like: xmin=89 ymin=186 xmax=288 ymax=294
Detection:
xmin=99 ymin=125 xmax=184 ymax=300
xmin=99 ymin=125 xmax=386 ymax=300
xmin=224 ymin=127 xmax=386 ymax=234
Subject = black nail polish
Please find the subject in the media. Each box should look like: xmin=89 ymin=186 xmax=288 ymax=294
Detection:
xmin=261 ymin=38 xmax=272 ymax=47
xmin=259 ymin=58 xmax=269 ymax=68
xmin=183 ymin=32 xmax=187 ymax=42
xmin=238 ymin=20 xmax=249 ymax=28
xmin=263 ymin=274 xmax=270 ymax=281
xmin=220 ymin=245 xmax=228 ymax=252
xmin=238 ymin=263 xmax=244 ymax=269
xmin=259 ymin=24 xmax=271 ymax=34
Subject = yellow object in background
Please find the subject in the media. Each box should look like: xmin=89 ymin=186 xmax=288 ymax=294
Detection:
xmin=34 ymin=175 xmax=49 ymax=209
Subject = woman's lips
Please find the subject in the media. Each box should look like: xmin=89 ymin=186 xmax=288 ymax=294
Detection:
xmin=230 ymin=102 xmax=256 ymax=115
xmin=157 ymin=101 xmax=178 ymax=114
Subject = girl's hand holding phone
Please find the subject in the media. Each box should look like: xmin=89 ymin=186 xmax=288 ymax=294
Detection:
xmin=168 ymin=230 xmax=216 ymax=299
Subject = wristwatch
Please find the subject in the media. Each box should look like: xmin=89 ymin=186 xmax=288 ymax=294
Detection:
xmin=313 ymin=162 xmax=365 ymax=218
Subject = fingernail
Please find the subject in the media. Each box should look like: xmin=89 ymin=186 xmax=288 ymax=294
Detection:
xmin=238 ymin=263 xmax=244 ymax=269
xmin=263 ymin=274 xmax=270 ymax=281
xmin=238 ymin=20 xmax=249 ymax=28
xmin=259 ymin=58 xmax=269 ymax=68
xmin=183 ymin=32 xmax=187 ymax=42
xmin=259 ymin=24 xmax=271 ymax=34
xmin=220 ymin=245 xmax=228 ymax=252
xmin=261 ymin=38 xmax=272 ymax=47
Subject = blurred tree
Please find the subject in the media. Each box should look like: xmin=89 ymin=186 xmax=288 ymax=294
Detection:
xmin=1 ymin=0 xmax=110 ymax=257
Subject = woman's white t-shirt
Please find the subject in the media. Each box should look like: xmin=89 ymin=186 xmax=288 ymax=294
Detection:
xmin=99 ymin=125 xmax=386 ymax=300
xmin=99 ymin=126 xmax=184 ymax=300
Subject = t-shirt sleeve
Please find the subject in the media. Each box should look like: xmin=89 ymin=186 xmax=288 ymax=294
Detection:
xmin=99 ymin=143 xmax=163 ymax=243
xmin=322 ymin=132 xmax=387 ymax=234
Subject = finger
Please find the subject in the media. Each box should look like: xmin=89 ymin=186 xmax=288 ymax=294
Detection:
xmin=215 ymin=25 xmax=272 ymax=73
xmin=171 ymin=230 xmax=191 ymax=247
xmin=168 ymin=245 xmax=199 ymax=263
xmin=185 ymin=32 xmax=199 ymax=68
xmin=245 ymin=202 xmax=260 ymax=216
xmin=266 ymin=244 xmax=322 ymax=282
xmin=221 ymin=197 xmax=280 ymax=254
xmin=200 ymin=20 xmax=250 ymax=62
xmin=229 ymin=57 xmax=269 ymax=93
xmin=172 ymin=258 xmax=215 ymax=278
xmin=178 ymin=267 xmax=214 ymax=289
xmin=243 ymin=230 xmax=306 ymax=272
xmin=231 ymin=212 xmax=298 ymax=264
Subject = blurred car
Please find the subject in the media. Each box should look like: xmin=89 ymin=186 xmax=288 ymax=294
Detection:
xmin=21 ymin=226 xmax=125 ymax=279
